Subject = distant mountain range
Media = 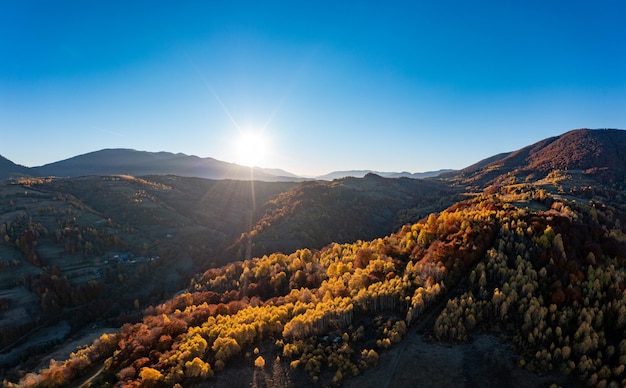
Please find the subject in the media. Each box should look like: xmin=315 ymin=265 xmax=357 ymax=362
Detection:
xmin=0 ymin=148 xmax=453 ymax=181
xmin=314 ymin=169 xmax=454 ymax=180
xmin=32 ymin=149 xmax=300 ymax=181
xmin=2 ymin=128 xmax=624 ymax=183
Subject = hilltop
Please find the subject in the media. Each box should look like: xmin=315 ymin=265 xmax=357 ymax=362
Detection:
xmin=0 ymin=156 xmax=30 ymax=179
xmin=447 ymin=128 xmax=626 ymax=188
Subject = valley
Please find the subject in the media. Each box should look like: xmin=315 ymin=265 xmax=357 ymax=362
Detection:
xmin=0 ymin=128 xmax=625 ymax=387
xmin=0 ymin=172 xmax=461 ymax=380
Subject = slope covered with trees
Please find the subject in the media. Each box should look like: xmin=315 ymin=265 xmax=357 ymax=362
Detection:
xmin=0 ymin=173 xmax=456 ymax=374
xmin=0 ymin=176 xmax=298 ymax=371
xmin=450 ymin=128 xmax=626 ymax=189
xmin=226 ymin=173 xmax=461 ymax=260
xmin=3 ymin=128 xmax=626 ymax=387
xmin=10 ymin=176 xmax=626 ymax=387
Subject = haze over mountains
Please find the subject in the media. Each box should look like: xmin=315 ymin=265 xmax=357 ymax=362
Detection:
xmin=4 ymin=128 xmax=623 ymax=184
xmin=0 ymin=149 xmax=452 ymax=182
xmin=0 ymin=149 xmax=300 ymax=182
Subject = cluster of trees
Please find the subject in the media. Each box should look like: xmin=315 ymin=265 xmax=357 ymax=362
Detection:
xmin=24 ymin=272 xmax=107 ymax=315
xmin=9 ymin=183 xmax=626 ymax=387
xmin=18 ymin=332 xmax=120 ymax=386
xmin=1 ymin=208 xmax=122 ymax=268
xmin=432 ymin=187 xmax=626 ymax=387
xmin=1 ymin=215 xmax=47 ymax=267
xmin=226 ymin=175 xmax=461 ymax=261
xmin=52 ymin=220 xmax=123 ymax=257
xmin=11 ymin=187 xmax=500 ymax=387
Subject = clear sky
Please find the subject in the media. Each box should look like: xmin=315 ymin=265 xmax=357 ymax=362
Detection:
xmin=2 ymin=1 xmax=625 ymax=177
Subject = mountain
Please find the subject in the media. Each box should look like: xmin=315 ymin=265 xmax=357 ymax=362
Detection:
xmin=1 ymin=149 xmax=456 ymax=182
xmin=448 ymin=128 xmax=626 ymax=188
xmin=255 ymin=167 xmax=302 ymax=179
xmin=316 ymin=169 xmax=453 ymax=180
xmin=30 ymin=148 xmax=300 ymax=181
xmin=0 ymin=155 xmax=31 ymax=179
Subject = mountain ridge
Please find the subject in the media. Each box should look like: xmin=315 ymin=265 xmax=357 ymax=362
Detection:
xmin=8 ymin=148 xmax=301 ymax=182
xmin=447 ymin=128 xmax=626 ymax=188
xmin=0 ymin=155 xmax=32 ymax=179
xmin=315 ymin=169 xmax=454 ymax=180
xmin=0 ymin=149 xmax=451 ymax=182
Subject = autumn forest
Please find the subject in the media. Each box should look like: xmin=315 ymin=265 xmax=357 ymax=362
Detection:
xmin=1 ymin=128 xmax=626 ymax=387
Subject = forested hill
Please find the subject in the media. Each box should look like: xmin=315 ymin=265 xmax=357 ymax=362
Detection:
xmin=8 ymin=128 xmax=626 ymax=387
xmin=224 ymin=173 xmax=462 ymax=262
xmin=0 ymin=173 xmax=458 ymax=373
xmin=0 ymin=175 xmax=300 ymax=369
xmin=15 ymin=179 xmax=626 ymax=387
xmin=447 ymin=128 xmax=626 ymax=188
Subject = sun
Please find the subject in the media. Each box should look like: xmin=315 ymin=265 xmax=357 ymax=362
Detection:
xmin=234 ymin=131 xmax=267 ymax=167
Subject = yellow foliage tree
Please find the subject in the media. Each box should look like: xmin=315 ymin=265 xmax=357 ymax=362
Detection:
xmin=139 ymin=367 xmax=163 ymax=382
xmin=254 ymin=355 xmax=266 ymax=368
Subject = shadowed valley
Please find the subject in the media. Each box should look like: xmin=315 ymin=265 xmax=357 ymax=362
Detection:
xmin=1 ymin=128 xmax=625 ymax=388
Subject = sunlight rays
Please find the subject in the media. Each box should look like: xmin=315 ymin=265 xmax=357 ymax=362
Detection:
xmin=186 ymin=53 xmax=303 ymax=171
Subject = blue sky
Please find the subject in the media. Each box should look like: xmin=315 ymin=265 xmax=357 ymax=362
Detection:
xmin=1 ymin=1 xmax=625 ymax=176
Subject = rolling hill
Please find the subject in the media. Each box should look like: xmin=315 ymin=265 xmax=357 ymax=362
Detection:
xmin=0 ymin=175 xmax=299 ymax=368
xmin=447 ymin=128 xmax=626 ymax=188
xmin=0 ymin=173 xmax=460 ymax=373
xmin=2 ymin=128 xmax=626 ymax=387
xmin=225 ymin=173 xmax=462 ymax=261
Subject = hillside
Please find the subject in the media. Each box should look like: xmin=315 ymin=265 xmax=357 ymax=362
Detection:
xmin=0 ymin=173 xmax=458 ymax=374
xmin=11 ymin=180 xmax=626 ymax=387
xmin=226 ymin=173 xmax=462 ymax=261
xmin=449 ymin=128 xmax=626 ymax=188
xmin=0 ymin=156 xmax=31 ymax=179
xmin=2 ymin=128 xmax=626 ymax=387
xmin=0 ymin=175 xmax=299 ymax=369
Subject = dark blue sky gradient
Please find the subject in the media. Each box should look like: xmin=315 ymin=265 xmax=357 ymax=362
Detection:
xmin=2 ymin=1 xmax=625 ymax=175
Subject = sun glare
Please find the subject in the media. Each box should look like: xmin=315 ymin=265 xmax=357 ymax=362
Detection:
xmin=235 ymin=131 xmax=267 ymax=167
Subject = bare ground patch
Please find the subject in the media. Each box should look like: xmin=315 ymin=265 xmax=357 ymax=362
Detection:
xmin=345 ymin=332 xmax=583 ymax=388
